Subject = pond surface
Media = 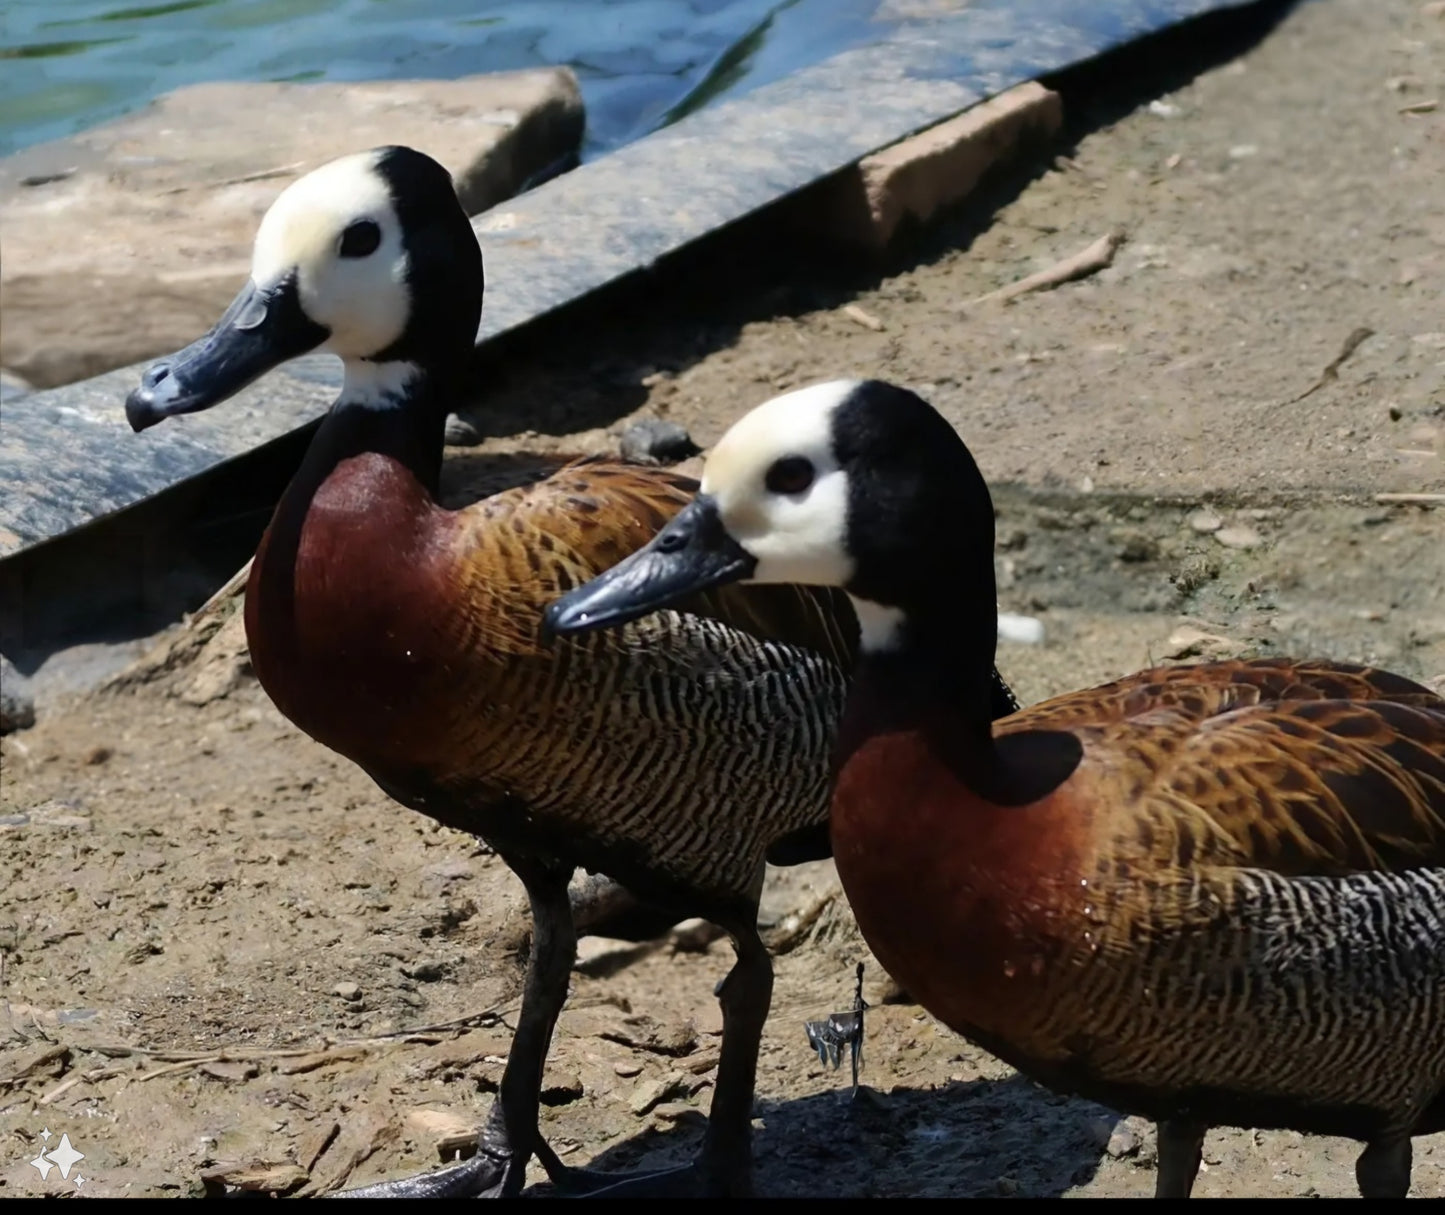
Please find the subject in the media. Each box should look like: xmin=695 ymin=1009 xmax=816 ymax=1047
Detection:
xmin=0 ymin=0 xmax=888 ymax=159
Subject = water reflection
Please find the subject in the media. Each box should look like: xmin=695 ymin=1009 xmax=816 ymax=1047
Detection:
xmin=0 ymin=0 xmax=884 ymax=159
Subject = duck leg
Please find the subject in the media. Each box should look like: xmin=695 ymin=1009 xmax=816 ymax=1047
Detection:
xmin=1154 ymin=1118 xmax=1206 ymax=1198
xmin=334 ymin=852 xmax=578 ymax=1199
xmin=1355 ymin=1137 xmax=1411 ymax=1197
xmin=539 ymin=918 xmax=771 ymax=1197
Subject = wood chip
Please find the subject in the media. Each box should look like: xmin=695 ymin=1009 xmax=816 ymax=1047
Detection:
xmin=297 ymin=1120 xmax=340 ymax=1173
xmin=1374 ymin=492 xmax=1445 ymax=505
xmin=277 ymin=1046 xmax=369 ymax=1075
xmin=842 ymin=304 xmax=886 ymax=331
xmin=968 ymin=230 xmax=1124 ymax=306
xmin=1164 ymin=626 xmax=1241 ymax=661
xmin=200 ymin=1059 xmax=262 ymax=1083
xmin=200 ymin=1159 xmax=310 ymax=1195
xmin=630 ymin=1072 xmax=687 ymax=1116
xmin=0 ymin=1043 xmax=69 ymax=1088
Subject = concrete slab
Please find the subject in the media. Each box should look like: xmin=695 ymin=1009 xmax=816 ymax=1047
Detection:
xmin=1 ymin=69 xmax=584 ymax=389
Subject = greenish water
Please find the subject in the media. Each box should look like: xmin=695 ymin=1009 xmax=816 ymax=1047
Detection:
xmin=0 ymin=0 xmax=884 ymax=160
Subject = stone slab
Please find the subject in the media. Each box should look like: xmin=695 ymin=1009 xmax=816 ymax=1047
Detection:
xmin=0 ymin=0 xmax=1258 ymax=562
xmin=809 ymin=81 xmax=1065 ymax=250
xmin=1 ymin=68 xmax=583 ymax=389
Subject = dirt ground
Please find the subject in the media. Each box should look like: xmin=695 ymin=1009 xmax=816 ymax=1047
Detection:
xmin=3 ymin=0 xmax=1444 ymax=1199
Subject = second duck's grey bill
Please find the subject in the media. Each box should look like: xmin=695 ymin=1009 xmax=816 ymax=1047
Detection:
xmin=545 ymin=495 xmax=756 ymax=635
xmin=125 ymin=275 xmax=328 ymax=432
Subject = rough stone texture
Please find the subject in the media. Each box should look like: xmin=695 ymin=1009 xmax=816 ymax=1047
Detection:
xmin=810 ymin=82 xmax=1064 ymax=250
xmin=0 ymin=68 xmax=583 ymax=389
xmin=0 ymin=653 xmax=35 ymax=732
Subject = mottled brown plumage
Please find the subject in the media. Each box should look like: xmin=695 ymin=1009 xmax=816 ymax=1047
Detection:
xmin=833 ymin=657 xmax=1445 ymax=1182
xmin=246 ymin=444 xmax=856 ymax=910
xmin=545 ymin=379 xmax=1445 ymax=1199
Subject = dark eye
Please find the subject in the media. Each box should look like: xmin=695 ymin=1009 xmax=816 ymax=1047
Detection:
xmin=765 ymin=455 xmax=815 ymax=495
xmin=338 ymin=219 xmax=382 ymax=258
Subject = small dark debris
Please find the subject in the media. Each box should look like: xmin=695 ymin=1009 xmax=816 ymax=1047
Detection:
xmin=804 ymin=961 xmax=869 ymax=1097
xmin=20 ymin=169 xmax=76 ymax=187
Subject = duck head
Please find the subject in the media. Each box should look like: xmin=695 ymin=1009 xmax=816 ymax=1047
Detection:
xmin=545 ymin=379 xmax=998 ymax=655
xmin=125 ymin=145 xmax=481 ymax=431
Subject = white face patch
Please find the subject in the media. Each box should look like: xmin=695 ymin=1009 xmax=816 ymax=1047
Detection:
xmin=701 ymin=380 xmax=862 ymax=588
xmin=251 ymin=150 xmax=410 ymax=361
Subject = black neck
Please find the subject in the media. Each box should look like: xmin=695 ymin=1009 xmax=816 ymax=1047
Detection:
xmin=254 ymin=365 xmax=448 ymax=636
xmin=855 ymin=590 xmax=1002 ymax=734
xmin=287 ymin=366 xmax=449 ymax=511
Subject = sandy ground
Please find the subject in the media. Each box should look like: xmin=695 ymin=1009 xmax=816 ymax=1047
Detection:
xmin=3 ymin=0 xmax=1443 ymax=1199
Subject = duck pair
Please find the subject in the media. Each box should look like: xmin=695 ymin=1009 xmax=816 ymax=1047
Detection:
xmin=127 ymin=147 xmax=1443 ymax=1198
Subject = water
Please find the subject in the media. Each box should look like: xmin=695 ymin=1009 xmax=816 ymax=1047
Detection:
xmin=0 ymin=0 xmax=887 ymax=161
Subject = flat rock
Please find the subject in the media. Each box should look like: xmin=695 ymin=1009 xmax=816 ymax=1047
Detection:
xmin=808 ymin=82 xmax=1063 ymax=250
xmin=1 ymin=69 xmax=583 ymax=389
xmin=1215 ymin=524 xmax=1264 ymax=549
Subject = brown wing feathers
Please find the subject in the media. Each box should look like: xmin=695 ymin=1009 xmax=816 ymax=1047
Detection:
xmin=1014 ymin=660 xmax=1445 ymax=883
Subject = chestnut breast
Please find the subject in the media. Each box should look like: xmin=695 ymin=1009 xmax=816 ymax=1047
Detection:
xmin=831 ymin=718 xmax=1101 ymax=1045
xmin=245 ymin=451 xmax=466 ymax=776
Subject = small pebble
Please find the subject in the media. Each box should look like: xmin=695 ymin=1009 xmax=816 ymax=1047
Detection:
xmin=1188 ymin=509 xmax=1223 ymax=534
xmin=619 ymin=418 xmax=700 ymax=466
xmin=1107 ymin=1124 xmax=1143 ymax=1159
xmin=613 ymin=1060 xmax=643 ymax=1078
xmin=997 ymin=614 xmax=1045 ymax=646
xmin=85 ymin=745 xmax=113 ymax=766
xmin=334 ymin=982 xmax=362 ymax=1001
xmin=1214 ymin=524 xmax=1263 ymax=550
xmin=403 ymin=960 xmax=447 ymax=982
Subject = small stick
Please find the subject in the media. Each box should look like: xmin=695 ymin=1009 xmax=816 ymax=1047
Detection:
xmin=139 ymin=1054 xmax=224 ymax=1082
xmin=1374 ymin=492 xmax=1445 ymax=505
xmin=969 ymin=231 xmax=1124 ymax=306
xmin=161 ymin=162 xmax=307 ymax=195
xmin=1281 ymin=327 xmax=1374 ymax=406
xmin=192 ymin=558 xmax=254 ymax=619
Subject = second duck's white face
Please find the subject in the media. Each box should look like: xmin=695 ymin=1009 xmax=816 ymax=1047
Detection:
xmin=701 ymin=380 xmax=860 ymax=589
xmin=251 ymin=151 xmax=410 ymax=360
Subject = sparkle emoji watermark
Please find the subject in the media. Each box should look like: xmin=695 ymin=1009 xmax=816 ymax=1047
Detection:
xmin=26 ymin=1127 xmax=88 ymax=1189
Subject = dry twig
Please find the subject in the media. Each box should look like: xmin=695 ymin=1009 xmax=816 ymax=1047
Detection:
xmin=968 ymin=230 xmax=1124 ymax=306
xmin=1374 ymin=492 xmax=1445 ymax=506
xmin=1281 ymin=327 xmax=1374 ymax=406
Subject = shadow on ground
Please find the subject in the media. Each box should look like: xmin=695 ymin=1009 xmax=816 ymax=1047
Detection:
xmin=532 ymin=1074 xmax=1118 ymax=1198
